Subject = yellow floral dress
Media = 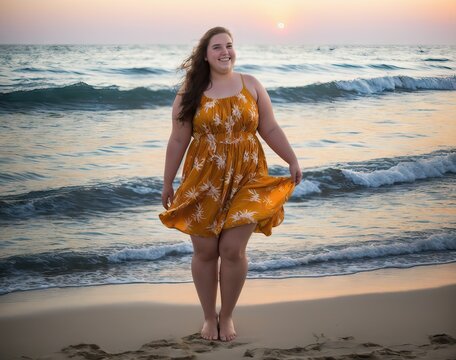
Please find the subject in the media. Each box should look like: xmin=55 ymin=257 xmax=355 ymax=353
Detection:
xmin=159 ymin=75 xmax=295 ymax=237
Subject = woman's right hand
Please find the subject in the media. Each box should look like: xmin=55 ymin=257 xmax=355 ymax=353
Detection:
xmin=289 ymin=161 xmax=302 ymax=185
xmin=161 ymin=183 xmax=174 ymax=209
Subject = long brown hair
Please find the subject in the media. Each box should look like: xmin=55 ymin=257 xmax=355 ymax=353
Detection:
xmin=177 ymin=26 xmax=233 ymax=123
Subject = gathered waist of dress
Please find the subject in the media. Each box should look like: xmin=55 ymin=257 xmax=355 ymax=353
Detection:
xmin=193 ymin=130 xmax=258 ymax=145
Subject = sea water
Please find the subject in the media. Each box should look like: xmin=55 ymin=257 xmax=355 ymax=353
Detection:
xmin=0 ymin=44 xmax=455 ymax=295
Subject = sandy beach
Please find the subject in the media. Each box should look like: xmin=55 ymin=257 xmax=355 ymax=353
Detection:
xmin=1 ymin=263 xmax=455 ymax=359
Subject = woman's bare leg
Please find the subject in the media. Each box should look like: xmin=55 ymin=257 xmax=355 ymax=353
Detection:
xmin=190 ymin=235 xmax=220 ymax=340
xmin=218 ymin=223 xmax=256 ymax=341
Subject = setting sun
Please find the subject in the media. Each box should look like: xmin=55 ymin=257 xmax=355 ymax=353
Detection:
xmin=0 ymin=0 xmax=455 ymax=44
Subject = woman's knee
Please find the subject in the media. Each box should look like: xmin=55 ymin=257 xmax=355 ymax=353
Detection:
xmin=191 ymin=236 xmax=219 ymax=261
xmin=219 ymin=244 xmax=246 ymax=263
xmin=194 ymin=248 xmax=219 ymax=262
xmin=218 ymin=223 xmax=254 ymax=262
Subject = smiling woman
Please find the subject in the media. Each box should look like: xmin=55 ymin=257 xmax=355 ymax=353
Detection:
xmin=205 ymin=34 xmax=236 ymax=81
xmin=159 ymin=26 xmax=301 ymax=342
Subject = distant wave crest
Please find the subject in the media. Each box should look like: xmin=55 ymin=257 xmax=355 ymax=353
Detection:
xmin=268 ymin=75 xmax=456 ymax=103
xmin=1 ymin=75 xmax=455 ymax=111
xmin=0 ymin=82 xmax=175 ymax=111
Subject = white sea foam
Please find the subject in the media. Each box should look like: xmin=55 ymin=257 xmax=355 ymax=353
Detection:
xmin=342 ymin=153 xmax=456 ymax=187
xmin=126 ymin=185 xmax=155 ymax=194
xmin=335 ymin=75 xmax=456 ymax=94
xmin=249 ymin=233 xmax=456 ymax=271
xmin=108 ymin=242 xmax=193 ymax=262
xmin=292 ymin=179 xmax=321 ymax=196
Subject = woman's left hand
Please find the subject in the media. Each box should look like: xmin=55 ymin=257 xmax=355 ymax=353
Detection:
xmin=289 ymin=161 xmax=302 ymax=185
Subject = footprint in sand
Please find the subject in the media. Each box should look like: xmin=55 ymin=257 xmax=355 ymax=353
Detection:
xmin=41 ymin=332 xmax=456 ymax=359
xmin=242 ymin=333 xmax=456 ymax=359
xmin=57 ymin=333 xmax=246 ymax=359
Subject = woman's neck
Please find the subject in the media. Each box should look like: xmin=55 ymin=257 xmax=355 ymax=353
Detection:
xmin=210 ymin=70 xmax=235 ymax=83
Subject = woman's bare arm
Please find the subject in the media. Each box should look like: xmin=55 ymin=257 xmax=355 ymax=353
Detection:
xmin=252 ymin=75 xmax=302 ymax=185
xmin=161 ymin=94 xmax=192 ymax=209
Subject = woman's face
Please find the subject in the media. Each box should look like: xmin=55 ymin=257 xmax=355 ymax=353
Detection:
xmin=206 ymin=32 xmax=236 ymax=75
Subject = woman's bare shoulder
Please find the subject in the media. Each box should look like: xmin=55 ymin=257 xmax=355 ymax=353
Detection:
xmin=240 ymin=73 xmax=262 ymax=102
xmin=241 ymin=73 xmax=262 ymax=86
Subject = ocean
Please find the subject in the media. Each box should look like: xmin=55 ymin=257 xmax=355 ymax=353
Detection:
xmin=0 ymin=44 xmax=455 ymax=295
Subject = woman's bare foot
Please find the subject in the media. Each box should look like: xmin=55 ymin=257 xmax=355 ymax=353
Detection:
xmin=219 ymin=313 xmax=236 ymax=341
xmin=201 ymin=317 xmax=218 ymax=340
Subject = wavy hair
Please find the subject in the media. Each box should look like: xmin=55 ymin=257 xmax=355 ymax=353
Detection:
xmin=177 ymin=26 xmax=233 ymax=123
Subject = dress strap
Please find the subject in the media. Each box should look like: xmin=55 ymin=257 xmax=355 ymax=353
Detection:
xmin=240 ymin=73 xmax=245 ymax=88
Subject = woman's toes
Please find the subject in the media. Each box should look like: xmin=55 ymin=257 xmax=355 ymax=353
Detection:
xmin=201 ymin=318 xmax=218 ymax=340
xmin=219 ymin=314 xmax=236 ymax=342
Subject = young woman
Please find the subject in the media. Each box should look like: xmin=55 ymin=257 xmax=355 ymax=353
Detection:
xmin=159 ymin=26 xmax=302 ymax=341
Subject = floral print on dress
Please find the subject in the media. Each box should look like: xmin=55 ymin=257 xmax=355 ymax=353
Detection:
xmin=159 ymin=75 xmax=295 ymax=237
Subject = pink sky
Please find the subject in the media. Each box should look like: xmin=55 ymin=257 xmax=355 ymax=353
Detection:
xmin=0 ymin=0 xmax=455 ymax=44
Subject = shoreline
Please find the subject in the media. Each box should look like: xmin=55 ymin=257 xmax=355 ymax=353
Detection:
xmin=1 ymin=263 xmax=455 ymax=359
xmin=1 ymin=262 xmax=455 ymax=313
xmin=2 ymin=261 xmax=455 ymax=296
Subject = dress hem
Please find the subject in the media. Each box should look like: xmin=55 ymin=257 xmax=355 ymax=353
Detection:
xmin=159 ymin=217 xmax=282 ymax=238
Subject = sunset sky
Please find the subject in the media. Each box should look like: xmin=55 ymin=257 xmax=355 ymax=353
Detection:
xmin=0 ymin=0 xmax=455 ymax=45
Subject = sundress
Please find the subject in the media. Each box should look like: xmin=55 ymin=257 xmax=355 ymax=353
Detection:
xmin=159 ymin=75 xmax=295 ymax=237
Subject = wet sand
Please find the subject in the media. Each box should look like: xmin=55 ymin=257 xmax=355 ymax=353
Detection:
xmin=1 ymin=263 xmax=455 ymax=359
